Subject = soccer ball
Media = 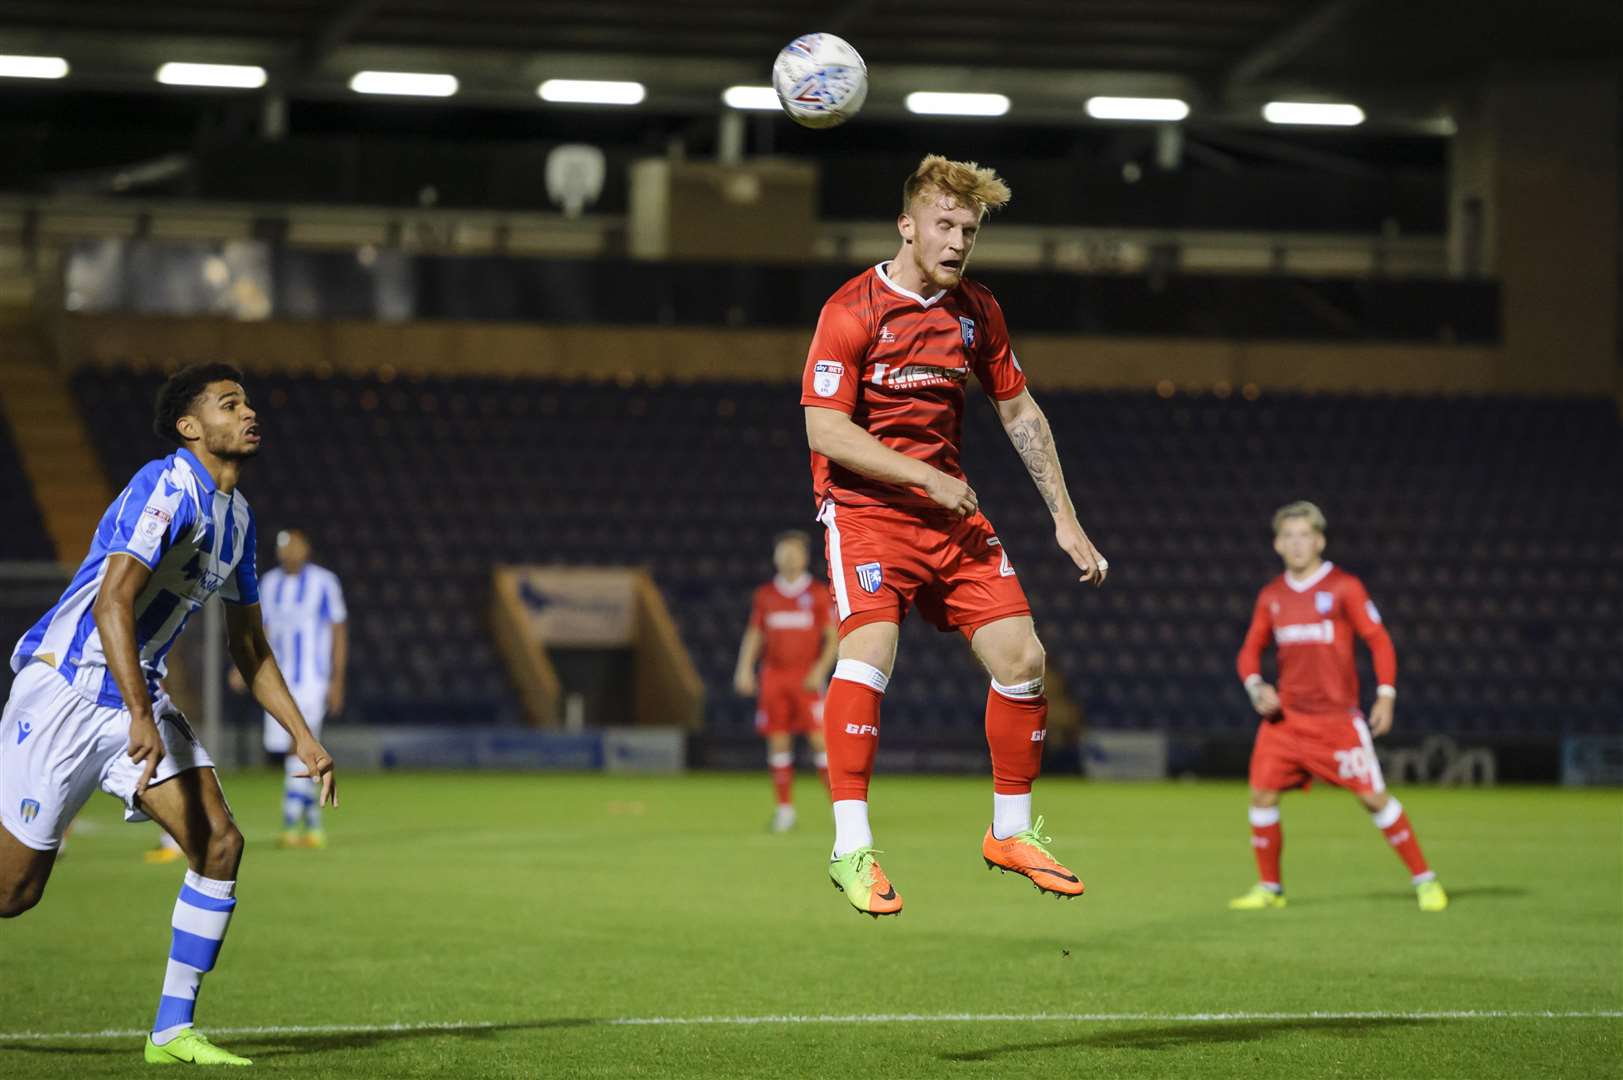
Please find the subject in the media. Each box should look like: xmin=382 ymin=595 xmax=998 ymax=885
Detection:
xmin=772 ymin=33 xmax=868 ymax=129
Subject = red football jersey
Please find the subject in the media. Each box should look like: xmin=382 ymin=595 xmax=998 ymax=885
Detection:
xmin=799 ymin=262 xmax=1027 ymax=511
xmin=1237 ymin=561 xmax=1397 ymax=716
xmin=749 ymin=575 xmax=833 ymax=671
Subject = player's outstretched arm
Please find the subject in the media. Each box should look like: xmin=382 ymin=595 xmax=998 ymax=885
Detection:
xmin=224 ymin=602 xmax=338 ymax=807
xmin=805 ymin=407 xmax=977 ymax=516
xmin=733 ymin=625 xmax=763 ymax=696
xmin=93 ymin=553 xmax=167 ymax=794
xmin=992 ymin=390 xmax=1108 ymax=586
xmin=1346 ymin=579 xmax=1398 ymax=735
xmin=326 ymin=618 xmax=349 ymax=717
xmin=806 ymin=622 xmax=838 ymax=692
xmin=1237 ymin=593 xmax=1281 ymax=717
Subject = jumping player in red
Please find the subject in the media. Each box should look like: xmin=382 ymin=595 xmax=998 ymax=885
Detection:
xmin=1232 ymin=501 xmax=1447 ymax=913
xmin=733 ymin=530 xmax=837 ymax=833
xmin=803 ymin=155 xmax=1109 ymax=917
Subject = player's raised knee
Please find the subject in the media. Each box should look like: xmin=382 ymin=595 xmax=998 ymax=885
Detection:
xmin=202 ymin=819 xmax=245 ymax=875
xmin=1000 ymin=636 xmax=1045 ymax=687
xmin=0 ymin=879 xmax=45 ymax=918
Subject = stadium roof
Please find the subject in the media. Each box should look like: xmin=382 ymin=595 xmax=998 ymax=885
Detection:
xmin=2 ymin=0 xmax=1619 ymax=130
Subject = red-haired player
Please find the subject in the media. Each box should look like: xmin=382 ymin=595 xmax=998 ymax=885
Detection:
xmin=733 ymin=531 xmax=837 ymax=832
xmin=1232 ymin=501 xmax=1447 ymax=913
xmin=803 ymin=154 xmax=1109 ymax=917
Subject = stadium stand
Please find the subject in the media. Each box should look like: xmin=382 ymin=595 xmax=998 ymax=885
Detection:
xmin=0 ymin=407 xmax=54 ymax=562
xmin=0 ymin=410 xmax=65 ymax=700
xmin=68 ymin=366 xmax=1622 ymax=738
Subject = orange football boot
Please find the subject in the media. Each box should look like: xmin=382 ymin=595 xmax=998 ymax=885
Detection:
xmin=982 ymin=816 xmax=1085 ymax=898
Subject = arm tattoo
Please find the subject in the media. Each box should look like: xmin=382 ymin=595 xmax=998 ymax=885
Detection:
xmin=1007 ymin=414 xmax=1065 ymax=514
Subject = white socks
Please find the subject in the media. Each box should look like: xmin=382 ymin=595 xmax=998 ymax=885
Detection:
xmin=835 ymin=793 xmax=1034 ymax=851
xmin=1371 ymin=798 xmax=1404 ymax=830
xmin=831 ymin=800 xmax=873 ymax=858
xmin=992 ymin=793 xmax=1033 ymax=840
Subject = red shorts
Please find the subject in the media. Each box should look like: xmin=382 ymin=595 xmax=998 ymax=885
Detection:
xmin=816 ymin=499 xmax=1031 ymax=640
xmin=755 ymin=667 xmax=822 ymax=736
xmin=1249 ymin=709 xmax=1386 ymax=797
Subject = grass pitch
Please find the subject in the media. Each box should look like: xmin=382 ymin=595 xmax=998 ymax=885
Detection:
xmin=2 ymin=772 xmax=1619 ymax=1078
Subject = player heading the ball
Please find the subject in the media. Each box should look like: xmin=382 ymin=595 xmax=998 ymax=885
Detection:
xmin=802 ymin=154 xmax=1109 ymax=917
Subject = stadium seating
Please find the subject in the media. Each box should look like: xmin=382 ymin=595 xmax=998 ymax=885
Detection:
xmin=0 ymin=409 xmax=55 ymax=563
xmin=68 ymin=367 xmax=1622 ymax=737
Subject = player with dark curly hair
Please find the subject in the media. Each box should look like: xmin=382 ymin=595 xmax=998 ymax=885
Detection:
xmin=1 ymin=362 xmax=337 ymax=1066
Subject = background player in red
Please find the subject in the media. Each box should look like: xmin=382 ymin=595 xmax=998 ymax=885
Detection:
xmin=733 ymin=530 xmax=837 ymax=833
xmin=803 ymin=155 xmax=1109 ymax=917
xmin=1232 ymin=501 xmax=1448 ymax=912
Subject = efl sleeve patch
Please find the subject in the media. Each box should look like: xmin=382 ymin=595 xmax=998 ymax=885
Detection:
xmin=812 ymin=360 xmax=845 ymax=398
xmin=127 ymin=504 xmax=172 ymax=563
xmin=1365 ymin=600 xmax=1383 ymax=624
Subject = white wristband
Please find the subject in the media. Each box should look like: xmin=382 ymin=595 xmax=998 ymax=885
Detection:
xmin=1376 ymin=685 xmax=1396 ymax=700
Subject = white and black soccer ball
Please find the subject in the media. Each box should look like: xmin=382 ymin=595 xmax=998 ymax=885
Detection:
xmin=772 ymin=33 xmax=868 ymax=129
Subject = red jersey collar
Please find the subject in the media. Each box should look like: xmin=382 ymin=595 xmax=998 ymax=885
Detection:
xmin=1283 ymin=560 xmax=1335 ymax=592
xmin=773 ymin=574 xmax=812 ymax=597
xmin=875 ymin=261 xmax=947 ymax=308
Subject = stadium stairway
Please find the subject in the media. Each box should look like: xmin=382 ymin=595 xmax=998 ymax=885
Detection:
xmin=0 ymin=328 xmax=110 ymax=566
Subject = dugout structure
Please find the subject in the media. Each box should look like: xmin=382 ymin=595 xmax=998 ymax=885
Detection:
xmin=491 ymin=565 xmax=703 ymax=730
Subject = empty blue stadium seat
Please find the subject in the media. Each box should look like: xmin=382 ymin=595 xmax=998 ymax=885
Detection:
xmin=65 ymin=368 xmax=1623 ymax=738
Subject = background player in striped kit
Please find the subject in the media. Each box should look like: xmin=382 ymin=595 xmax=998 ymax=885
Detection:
xmin=0 ymin=362 xmax=337 ymax=1066
xmin=733 ymin=530 xmax=837 ymax=832
xmin=230 ymin=527 xmax=347 ymax=848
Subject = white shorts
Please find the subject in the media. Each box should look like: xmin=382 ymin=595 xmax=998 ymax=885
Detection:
xmin=0 ymin=661 xmax=214 ymax=851
xmin=263 ymin=686 xmax=325 ymax=754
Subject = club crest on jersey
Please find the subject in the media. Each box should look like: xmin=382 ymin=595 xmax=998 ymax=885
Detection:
xmin=959 ymin=316 xmax=976 ymax=349
xmin=798 ymin=592 xmax=812 ymax=609
xmin=855 ymin=562 xmax=883 ymax=594
xmin=19 ymin=798 xmax=39 ymax=824
xmin=1315 ymin=591 xmax=1334 ymax=614
xmin=813 ymin=360 xmax=844 ymax=398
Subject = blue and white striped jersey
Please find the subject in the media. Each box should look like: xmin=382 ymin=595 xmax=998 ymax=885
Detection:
xmin=258 ymin=564 xmax=346 ymax=693
xmin=10 ymin=447 xmax=259 ymax=709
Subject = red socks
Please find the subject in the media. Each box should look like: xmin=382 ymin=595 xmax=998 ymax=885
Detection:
xmin=1249 ymin=798 xmax=1432 ymax=891
xmin=768 ymin=751 xmax=794 ymax=807
xmin=1374 ymin=798 xmax=1433 ymax=881
xmin=1249 ymin=806 xmax=1283 ymax=889
xmin=985 ymin=678 xmax=1047 ymax=794
xmin=823 ymin=663 xmax=1050 ymax=803
xmin=821 ymin=659 xmax=888 ymax=802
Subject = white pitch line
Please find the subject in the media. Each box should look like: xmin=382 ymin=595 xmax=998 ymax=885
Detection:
xmin=1 ymin=1011 xmax=1619 ymax=1043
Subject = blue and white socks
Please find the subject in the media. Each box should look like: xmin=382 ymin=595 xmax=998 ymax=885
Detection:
xmin=282 ymin=754 xmax=320 ymax=832
xmin=151 ymin=871 xmax=237 ymax=1046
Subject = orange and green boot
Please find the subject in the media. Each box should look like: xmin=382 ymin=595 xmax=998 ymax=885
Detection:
xmin=982 ymin=816 xmax=1085 ymax=899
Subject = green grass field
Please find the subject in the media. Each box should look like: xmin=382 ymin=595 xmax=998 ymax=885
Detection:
xmin=2 ymin=772 xmax=1619 ymax=1078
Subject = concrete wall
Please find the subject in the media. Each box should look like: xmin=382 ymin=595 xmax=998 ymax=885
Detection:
xmin=1451 ymin=72 xmax=1621 ymax=398
xmin=58 ymin=312 xmax=1528 ymax=396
